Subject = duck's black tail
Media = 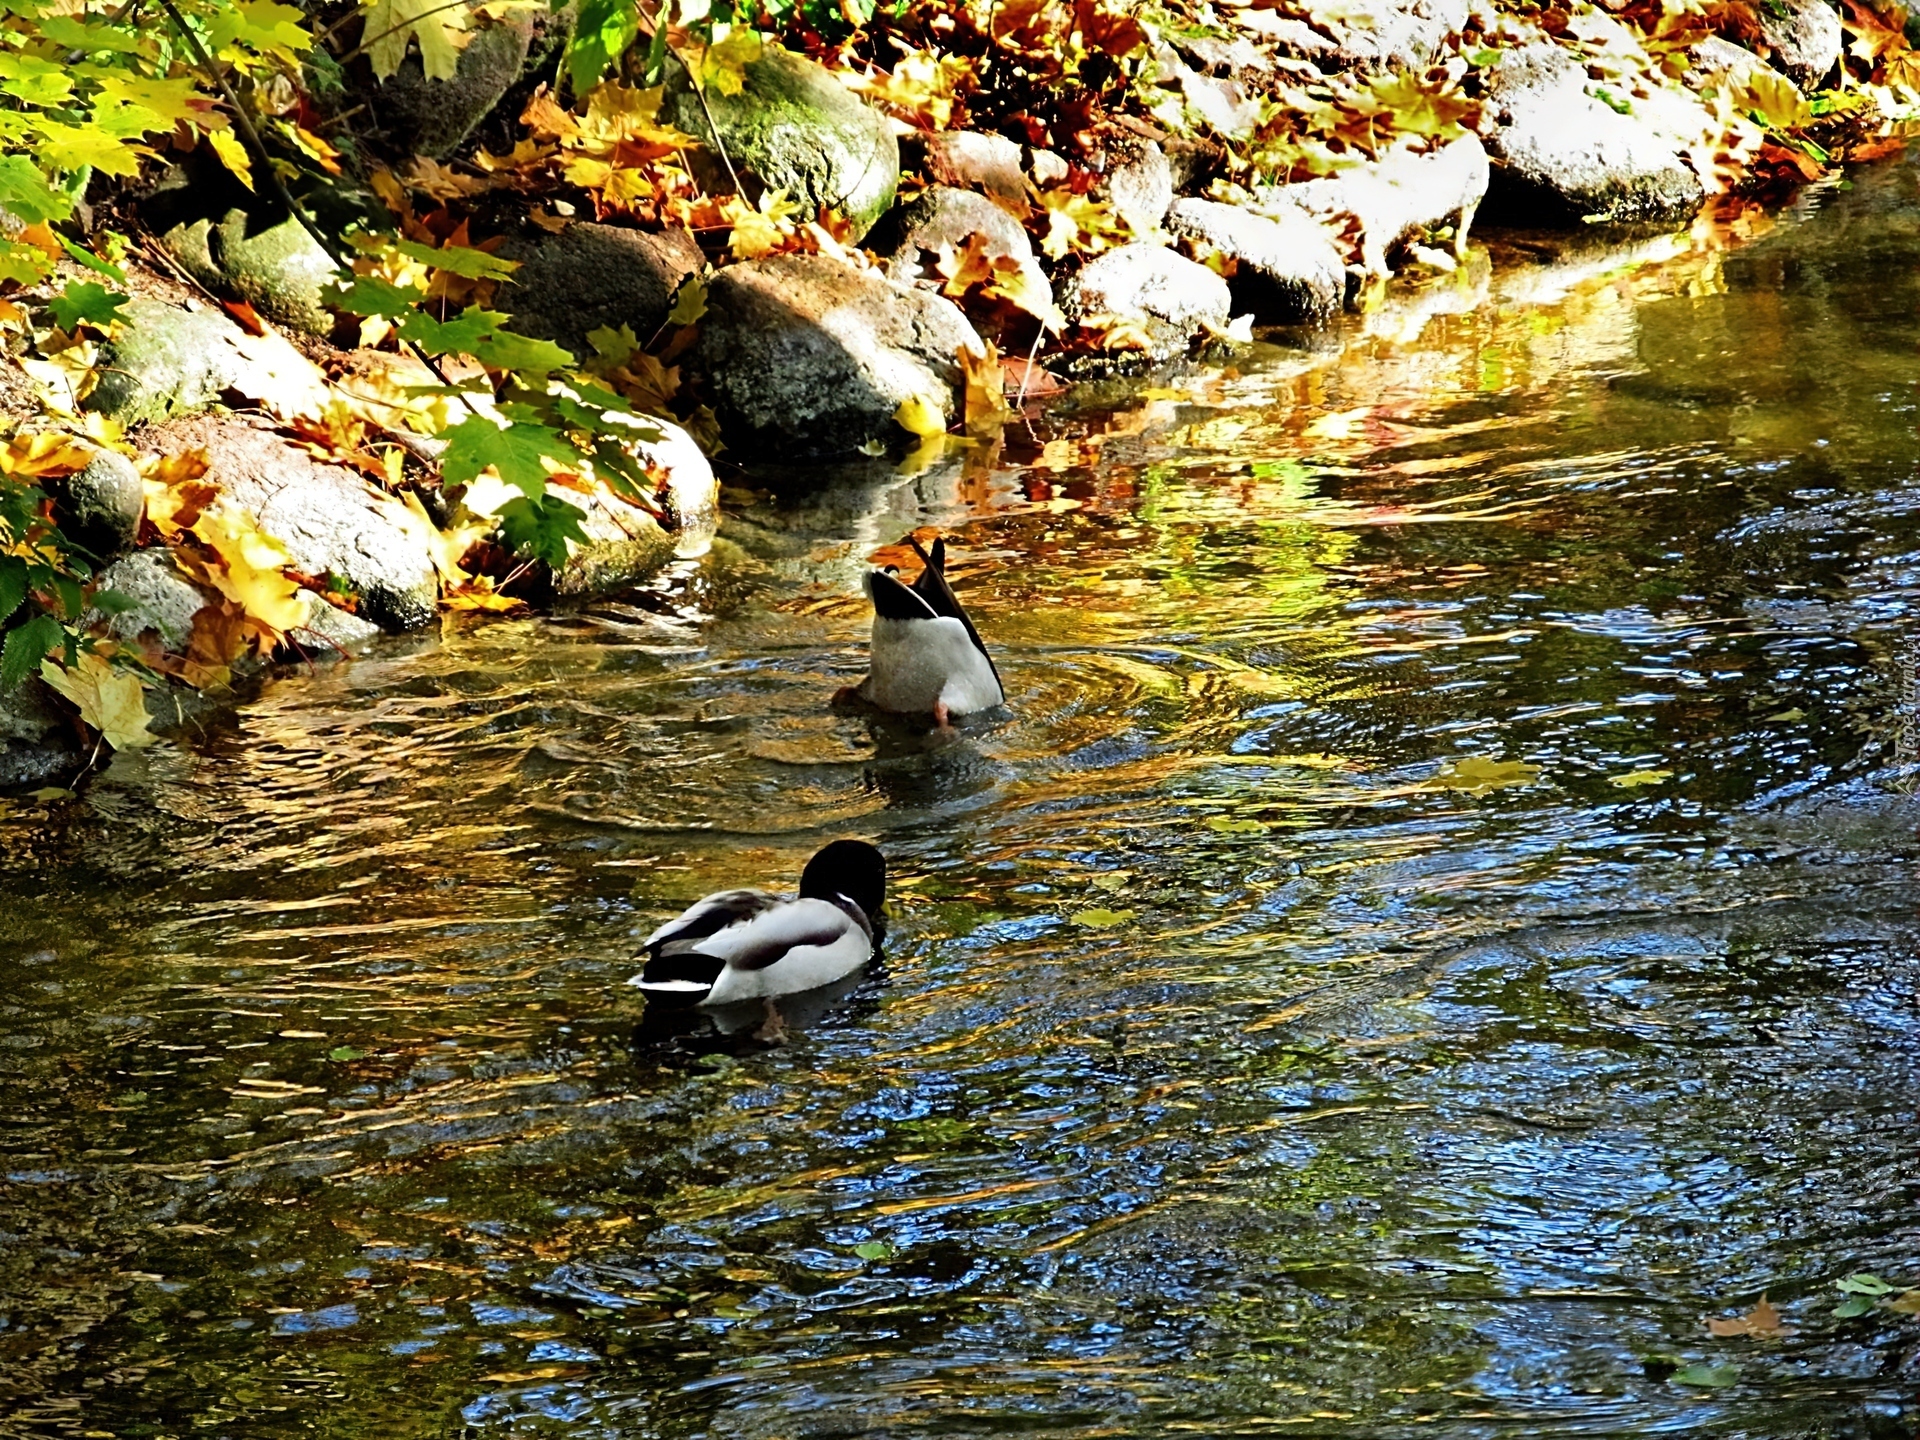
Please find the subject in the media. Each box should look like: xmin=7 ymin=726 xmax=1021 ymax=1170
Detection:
xmin=630 ymin=949 xmax=723 ymax=1003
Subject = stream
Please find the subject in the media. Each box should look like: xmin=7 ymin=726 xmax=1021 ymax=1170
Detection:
xmin=3 ymin=165 xmax=1920 ymax=1438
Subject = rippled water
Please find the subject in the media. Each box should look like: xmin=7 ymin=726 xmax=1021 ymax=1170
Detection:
xmin=6 ymin=168 xmax=1920 ymax=1438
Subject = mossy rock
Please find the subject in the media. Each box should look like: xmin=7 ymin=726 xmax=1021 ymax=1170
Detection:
xmin=665 ymin=46 xmax=898 ymax=241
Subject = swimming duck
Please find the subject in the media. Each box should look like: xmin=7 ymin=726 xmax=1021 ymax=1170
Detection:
xmin=628 ymin=840 xmax=886 ymax=1006
xmin=835 ymin=537 xmax=1004 ymax=726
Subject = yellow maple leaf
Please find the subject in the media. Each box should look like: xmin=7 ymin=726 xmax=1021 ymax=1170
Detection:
xmin=959 ymin=341 xmax=1009 ymax=432
xmin=0 ymin=432 xmax=95 ymax=479
xmin=191 ymin=507 xmax=308 ymax=635
xmin=699 ymin=28 xmax=764 ymax=97
xmin=1036 ymin=187 xmax=1127 ymax=259
xmin=894 ymin=394 xmax=948 ymax=438
xmin=442 ymin=576 xmax=526 ymax=611
xmin=724 ymin=189 xmax=802 ymax=260
xmin=40 ymin=653 xmax=153 ymax=751
xmin=401 ymin=491 xmax=490 ymax=586
xmin=362 ymin=0 xmax=472 ymax=83
xmin=205 ymin=125 xmax=253 ymax=190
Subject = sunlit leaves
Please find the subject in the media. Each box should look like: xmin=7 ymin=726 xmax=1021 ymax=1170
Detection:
xmin=495 ymin=492 xmax=589 ymax=567
xmin=362 ymin=0 xmax=470 ymax=82
xmin=1431 ymin=755 xmax=1540 ymax=795
xmin=0 ymin=155 xmax=67 ymax=225
xmin=568 ymin=0 xmax=641 ymax=95
xmin=190 ymin=507 xmax=309 ymax=635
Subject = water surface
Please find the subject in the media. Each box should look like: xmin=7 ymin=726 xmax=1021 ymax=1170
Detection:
xmin=4 ymin=170 xmax=1920 ymax=1436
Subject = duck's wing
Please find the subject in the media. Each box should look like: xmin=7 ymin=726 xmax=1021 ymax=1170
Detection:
xmin=641 ymin=888 xmax=781 ymax=956
xmin=907 ymin=536 xmax=1001 ymax=685
xmin=702 ymin=897 xmax=868 ymax=971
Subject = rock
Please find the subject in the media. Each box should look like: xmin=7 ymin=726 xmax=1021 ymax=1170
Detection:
xmin=368 ymin=15 xmax=533 ymax=159
xmin=1749 ymin=0 xmax=1841 ymax=89
xmin=879 ymin=187 xmax=1054 ymax=317
xmin=496 ymin=223 xmax=704 ymax=360
xmin=691 ymin=253 xmax=984 ymax=461
xmin=1165 ymin=198 xmax=1345 ymax=322
xmin=83 ymin=299 xmax=331 ymax=428
xmin=59 ymin=449 xmax=144 ymax=561
xmin=1099 ymin=137 xmax=1175 ymax=235
xmin=141 ymin=415 xmax=438 ymax=631
xmin=1274 ymin=134 xmax=1490 ymax=279
xmin=1151 ymin=44 xmax=1264 ymax=141
xmin=0 ymin=678 xmax=82 ymax=791
xmin=88 ymin=549 xmax=214 ymax=650
xmin=283 ymin=590 xmax=383 ymax=655
xmin=1167 ymin=30 xmax=1274 ymax=78
xmin=1030 ymin=149 xmax=1071 ymax=188
xmin=914 ymin=131 xmax=1029 ymax=207
xmin=1689 ymin=35 xmax=1773 ymax=88
xmin=1251 ymin=0 xmax=1467 ymax=71
xmin=665 ymin=45 xmax=898 ymax=241
xmin=1482 ymin=45 xmax=1704 ymax=226
xmin=1060 ymin=243 xmax=1233 ymax=360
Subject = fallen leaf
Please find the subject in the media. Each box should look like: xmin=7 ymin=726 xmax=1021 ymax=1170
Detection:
xmin=853 ymin=1241 xmax=891 ymax=1260
xmin=1670 ymin=1362 xmax=1740 ymax=1388
xmin=1072 ymin=907 xmax=1135 ymax=928
xmin=1609 ymin=769 xmax=1672 ymax=788
xmin=894 ymin=394 xmax=947 ymax=439
xmin=1708 ymin=1295 xmax=1792 ymax=1339
xmin=1206 ymin=815 xmax=1268 ymax=833
xmin=441 ymin=577 xmax=527 ymax=612
xmin=1433 ymin=756 xmax=1541 ymax=796
xmin=220 ymin=298 xmax=267 ymax=335
xmin=40 ymin=653 xmax=153 ymax=751
xmin=959 ymin=342 xmax=1010 ymax=432
xmin=1090 ymin=870 xmax=1131 ymax=891
xmin=400 ymin=491 xmax=489 ymax=586
xmin=191 ymin=507 xmax=308 ymax=635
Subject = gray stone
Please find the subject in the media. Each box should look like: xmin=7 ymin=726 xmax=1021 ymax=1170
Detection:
xmin=0 ymin=677 xmax=82 ymax=790
xmin=84 ymin=300 xmax=251 ymax=427
xmin=1274 ymin=134 xmax=1489 ymax=278
xmin=142 ymin=415 xmax=438 ymax=631
xmin=496 ymin=223 xmax=704 ymax=360
xmin=201 ymin=211 xmax=339 ymax=337
xmin=1168 ymin=30 xmax=1274 ymax=78
xmin=691 ymin=253 xmax=984 ymax=461
xmin=283 ymin=589 xmax=383 ymax=656
xmin=1482 ymin=45 xmax=1704 ymax=226
xmin=1059 ymin=243 xmax=1233 ymax=360
xmin=61 ymin=449 xmax=144 ymax=561
xmin=89 ymin=549 xmax=214 ymax=650
xmin=665 ymin=46 xmax=898 ymax=241
xmin=1689 ymin=35 xmax=1773 ymax=88
xmin=1030 ymin=149 xmax=1071 ymax=188
xmin=1751 ymin=0 xmax=1841 ymax=89
xmin=1166 ymin=198 xmax=1345 ymax=322
xmin=1100 ymin=137 xmax=1175 ymax=235
xmin=916 ymin=131 xmax=1029 ymax=206
xmin=1249 ymin=0 xmax=1467 ymax=70
xmin=369 ymin=16 xmax=533 ymax=159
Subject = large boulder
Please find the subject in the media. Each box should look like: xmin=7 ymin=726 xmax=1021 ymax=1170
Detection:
xmin=691 ymin=253 xmax=984 ymax=460
xmin=139 ymin=416 xmax=438 ymax=631
xmin=665 ymin=46 xmax=898 ymax=241
xmin=1482 ymin=45 xmax=1704 ymax=226
xmin=496 ymin=223 xmax=704 ymax=359
xmin=1060 ymin=243 xmax=1233 ymax=361
xmin=366 ymin=15 xmax=534 ymax=159
xmin=1166 ymin=198 xmax=1345 ymax=322
xmin=1274 ymin=134 xmax=1489 ymax=278
xmin=83 ymin=299 xmax=330 ymax=427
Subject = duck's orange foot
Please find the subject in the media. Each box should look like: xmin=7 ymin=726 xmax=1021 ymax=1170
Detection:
xmin=932 ymin=701 xmax=952 ymax=730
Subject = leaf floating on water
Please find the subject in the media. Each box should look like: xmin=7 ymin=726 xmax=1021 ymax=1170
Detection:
xmin=1206 ymin=816 xmax=1268 ymax=834
xmin=1609 ymin=769 xmax=1673 ymax=789
xmin=1834 ymin=1272 xmax=1897 ymax=1316
xmin=1432 ymin=756 xmax=1540 ymax=796
xmin=41 ymin=654 xmax=153 ymax=751
xmin=853 ymin=1241 xmax=891 ymax=1261
xmin=1671 ymin=1362 xmax=1740 ymax=1388
xmin=1072 ymin=908 xmax=1135 ymax=929
xmin=327 ymin=1046 xmax=366 ymax=1062
xmin=1707 ymin=1295 xmax=1792 ymax=1338
xmin=1885 ymin=1289 xmax=1920 ymax=1314
xmin=1090 ymin=871 xmax=1131 ymax=892
xmin=1765 ymin=708 xmax=1807 ymax=722
xmin=893 ymin=394 xmax=947 ymax=439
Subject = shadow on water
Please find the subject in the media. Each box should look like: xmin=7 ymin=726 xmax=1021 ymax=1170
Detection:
xmin=5 ymin=167 xmax=1920 ymax=1436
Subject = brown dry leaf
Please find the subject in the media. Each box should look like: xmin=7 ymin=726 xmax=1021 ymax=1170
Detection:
xmin=1001 ymin=355 xmax=1067 ymax=399
xmin=401 ymin=155 xmax=489 ymax=200
xmin=221 ymin=299 xmax=267 ymax=336
xmin=181 ymin=599 xmax=252 ymax=689
xmin=1707 ymin=1295 xmax=1793 ymax=1339
xmin=140 ymin=451 xmax=217 ymax=538
xmin=1079 ymin=312 xmax=1156 ymax=352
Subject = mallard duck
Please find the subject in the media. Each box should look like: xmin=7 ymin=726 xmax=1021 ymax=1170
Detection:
xmin=628 ymin=840 xmax=886 ymax=1006
xmin=835 ymin=537 xmax=1004 ymax=726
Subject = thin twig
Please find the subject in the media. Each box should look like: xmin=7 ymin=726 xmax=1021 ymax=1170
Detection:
xmin=156 ymin=0 xmax=484 ymax=419
xmin=631 ymin=0 xmax=744 ymax=195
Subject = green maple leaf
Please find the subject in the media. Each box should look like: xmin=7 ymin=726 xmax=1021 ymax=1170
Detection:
xmin=1 ymin=614 xmax=65 ymax=691
xmin=495 ymin=493 xmax=589 ymax=569
xmin=0 ymin=154 xmax=67 ymax=224
xmin=0 ymin=238 xmax=53 ymax=286
xmin=48 ymin=279 xmax=128 ymax=331
xmin=35 ymin=16 xmax=143 ymax=53
xmin=394 ymin=238 xmax=518 ymax=281
xmin=397 ymin=305 xmax=506 ymax=356
xmin=327 ymin=274 xmax=427 ymax=319
xmin=440 ymin=416 xmax=580 ymax=497
xmin=0 ymin=53 xmax=73 ymax=106
xmin=466 ymin=329 xmax=575 ymax=376
xmin=568 ymin=0 xmax=641 ymax=96
xmin=205 ymin=0 xmax=311 ymax=57
xmin=33 ymin=120 xmax=144 ymax=176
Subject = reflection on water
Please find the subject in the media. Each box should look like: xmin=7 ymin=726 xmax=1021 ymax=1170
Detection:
xmin=5 ymin=169 xmax=1920 ymax=1437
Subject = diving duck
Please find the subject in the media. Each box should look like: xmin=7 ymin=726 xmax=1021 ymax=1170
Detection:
xmin=628 ymin=840 xmax=886 ymax=1006
xmin=835 ymin=537 xmax=1005 ymax=726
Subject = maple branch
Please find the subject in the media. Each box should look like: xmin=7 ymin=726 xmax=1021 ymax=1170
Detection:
xmin=156 ymin=0 xmax=485 ymax=422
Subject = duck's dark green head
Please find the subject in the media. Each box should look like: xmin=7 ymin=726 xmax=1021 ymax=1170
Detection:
xmin=800 ymin=839 xmax=886 ymax=921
